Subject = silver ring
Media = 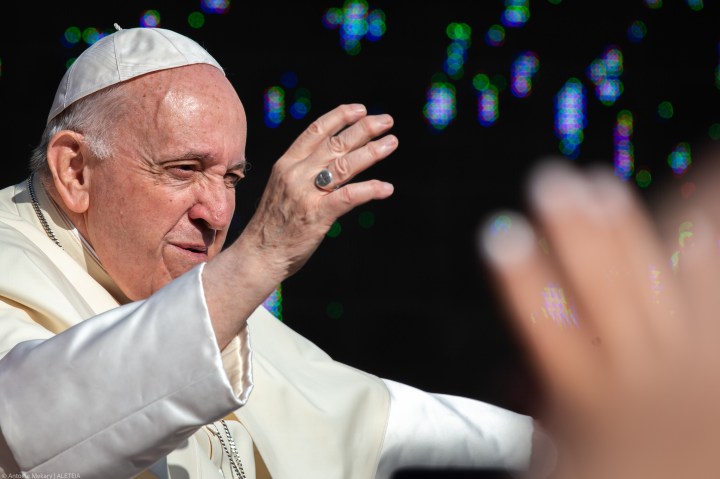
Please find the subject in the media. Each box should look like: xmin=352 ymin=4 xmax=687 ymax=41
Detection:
xmin=314 ymin=168 xmax=335 ymax=191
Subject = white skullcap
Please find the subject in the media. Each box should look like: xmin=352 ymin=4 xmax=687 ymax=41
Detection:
xmin=47 ymin=25 xmax=224 ymax=124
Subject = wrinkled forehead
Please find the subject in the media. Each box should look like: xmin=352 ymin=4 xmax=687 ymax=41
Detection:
xmin=125 ymin=65 xmax=246 ymax=129
xmin=111 ymin=66 xmax=248 ymax=161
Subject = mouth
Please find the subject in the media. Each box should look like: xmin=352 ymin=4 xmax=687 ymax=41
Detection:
xmin=170 ymin=243 xmax=209 ymax=259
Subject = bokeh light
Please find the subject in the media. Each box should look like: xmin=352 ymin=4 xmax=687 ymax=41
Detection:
xmin=188 ymin=12 xmax=206 ymax=29
xmin=709 ymin=123 xmax=720 ymax=140
xmin=140 ymin=10 xmax=161 ymax=28
xmin=587 ymin=46 xmax=624 ymax=106
xmin=327 ymin=221 xmax=342 ymax=238
xmin=264 ymin=86 xmax=285 ymax=128
xmin=477 ymin=84 xmax=499 ymax=126
xmin=502 ymin=0 xmax=530 ymax=28
xmin=658 ymin=100 xmax=674 ymax=119
xmin=555 ymin=78 xmax=586 ymax=159
xmin=358 ymin=210 xmax=375 ymax=229
xmin=444 ymin=22 xmax=471 ymax=80
xmin=290 ymin=88 xmax=311 ymax=120
xmin=644 ymin=0 xmax=662 ymax=8
xmin=423 ymin=80 xmax=457 ymax=130
xmin=473 ymin=73 xmax=490 ymax=91
xmin=62 ymin=26 xmax=82 ymax=48
xmin=82 ymin=27 xmax=104 ymax=45
xmin=635 ymin=169 xmax=652 ymax=188
xmin=264 ymin=74 xmax=311 ymax=124
xmin=326 ymin=301 xmax=344 ymax=319
xmin=667 ymin=142 xmax=691 ymax=175
xmin=201 ymin=0 xmax=231 ymax=14
xmin=323 ymin=0 xmax=386 ymax=55
xmin=685 ymin=0 xmax=703 ymax=11
xmin=627 ymin=20 xmax=647 ymax=42
xmin=486 ymin=24 xmax=506 ymax=47
xmin=614 ymin=110 xmax=634 ymax=180
xmin=510 ymin=51 xmax=540 ymax=98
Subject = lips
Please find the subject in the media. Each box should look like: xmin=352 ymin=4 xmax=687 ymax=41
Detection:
xmin=169 ymin=242 xmax=209 ymax=260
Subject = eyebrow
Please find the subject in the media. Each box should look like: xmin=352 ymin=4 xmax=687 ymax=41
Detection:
xmin=228 ymin=160 xmax=247 ymax=173
xmin=175 ymin=151 xmax=247 ymax=173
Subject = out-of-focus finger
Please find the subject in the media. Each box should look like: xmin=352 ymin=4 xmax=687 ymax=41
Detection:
xmin=285 ymin=104 xmax=368 ymax=159
xmin=584 ymin=168 xmax=688 ymax=357
xmin=527 ymin=161 xmax=666 ymax=378
xmin=313 ymin=134 xmax=398 ymax=191
xmin=478 ymin=210 xmax=602 ymax=404
xmin=664 ymin=209 xmax=720 ymax=354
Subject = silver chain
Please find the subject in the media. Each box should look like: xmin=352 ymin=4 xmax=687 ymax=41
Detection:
xmin=27 ymin=173 xmax=247 ymax=479
xmin=27 ymin=173 xmax=63 ymax=249
xmin=211 ymin=419 xmax=247 ymax=479
xmin=27 ymin=174 xmax=246 ymax=478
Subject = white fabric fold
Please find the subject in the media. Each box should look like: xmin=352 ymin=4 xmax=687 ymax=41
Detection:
xmin=377 ymin=379 xmax=534 ymax=478
xmin=0 ymin=265 xmax=250 ymax=476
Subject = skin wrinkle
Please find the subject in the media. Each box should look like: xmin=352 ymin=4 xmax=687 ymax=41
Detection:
xmin=50 ymin=64 xmax=248 ymax=301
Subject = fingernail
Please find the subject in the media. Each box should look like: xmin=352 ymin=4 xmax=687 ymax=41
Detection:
xmin=379 ymin=135 xmax=398 ymax=149
xmin=378 ymin=114 xmax=393 ymax=126
xmin=479 ymin=211 xmax=536 ymax=267
xmin=381 ymin=182 xmax=394 ymax=194
xmin=351 ymin=104 xmax=367 ymax=114
xmin=528 ymin=160 xmax=592 ymax=217
xmin=587 ymin=166 xmax=634 ymax=213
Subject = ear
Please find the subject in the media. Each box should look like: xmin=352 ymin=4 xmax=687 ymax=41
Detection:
xmin=47 ymin=131 xmax=91 ymax=214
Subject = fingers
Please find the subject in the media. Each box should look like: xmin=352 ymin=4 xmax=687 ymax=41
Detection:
xmin=478 ymin=211 xmax=601 ymax=405
xmin=525 ymin=161 xmax=684 ymax=379
xmin=324 ymin=179 xmax=395 ymax=217
xmin=287 ymin=103 xmax=369 ymax=158
xmin=318 ymin=133 xmax=398 ymax=191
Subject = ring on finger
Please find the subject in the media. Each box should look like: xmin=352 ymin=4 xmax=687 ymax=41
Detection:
xmin=315 ymin=168 xmax=338 ymax=191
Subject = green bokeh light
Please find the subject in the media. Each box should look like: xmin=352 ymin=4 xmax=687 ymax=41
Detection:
xmin=657 ymin=101 xmax=674 ymax=119
xmin=708 ymin=123 xmax=720 ymax=140
xmin=358 ymin=211 xmax=375 ymax=228
xmin=635 ymin=169 xmax=652 ymax=188
xmin=446 ymin=22 xmax=471 ymax=41
xmin=64 ymin=26 xmax=82 ymax=45
xmin=472 ymin=73 xmax=490 ymax=91
xmin=326 ymin=301 xmax=344 ymax=319
xmin=327 ymin=221 xmax=342 ymax=238
xmin=188 ymin=12 xmax=205 ymax=29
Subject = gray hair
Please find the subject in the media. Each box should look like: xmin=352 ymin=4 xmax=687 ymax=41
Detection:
xmin=29 ymin=83 xmax=129 ymax=178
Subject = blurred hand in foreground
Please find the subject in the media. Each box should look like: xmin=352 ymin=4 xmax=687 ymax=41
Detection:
xmin=480 ymin=158 xmax=720 ymax=479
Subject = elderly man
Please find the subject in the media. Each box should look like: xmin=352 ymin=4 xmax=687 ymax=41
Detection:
xmin=0 ymin=26 xmax=541 ymax=478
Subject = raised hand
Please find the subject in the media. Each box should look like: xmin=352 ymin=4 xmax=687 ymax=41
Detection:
xmin=241 ymin=103 xmax=397 ymax=279
xmin=203 ymin=104 xmax=397 ymax=347
xmin=480 ymin=159 xmax=720 ymax=479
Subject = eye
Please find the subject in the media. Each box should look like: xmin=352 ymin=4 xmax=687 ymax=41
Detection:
xmin=168 ymin=163 xmax=199 ymax=177
xmin=224 ymin=172 xmax=244 ymax=188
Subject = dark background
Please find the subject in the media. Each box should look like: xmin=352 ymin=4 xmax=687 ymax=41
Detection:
xmin=2 ymin=1 xmax=719 ymax=475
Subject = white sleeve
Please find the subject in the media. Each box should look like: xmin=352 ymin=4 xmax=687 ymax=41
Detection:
xmin=376 ymin=378 xmax=534 ymax=479
xmin=0 ymin=264 xmax=252 ymax=477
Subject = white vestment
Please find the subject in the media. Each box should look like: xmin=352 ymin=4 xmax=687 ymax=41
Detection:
xmin=0 ymin=177 xmax=534 ymax=478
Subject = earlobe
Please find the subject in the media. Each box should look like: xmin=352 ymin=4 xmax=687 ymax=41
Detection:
xmin=47 ymin=131 xmax=90 ymax=214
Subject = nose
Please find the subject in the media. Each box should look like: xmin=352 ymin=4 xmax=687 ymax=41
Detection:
xmin=188 ymin=180 xmax=235 ymax=231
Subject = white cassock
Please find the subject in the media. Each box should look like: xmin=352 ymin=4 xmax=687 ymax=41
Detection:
xmin=0 ymin=176 xmax=534 ymax=478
